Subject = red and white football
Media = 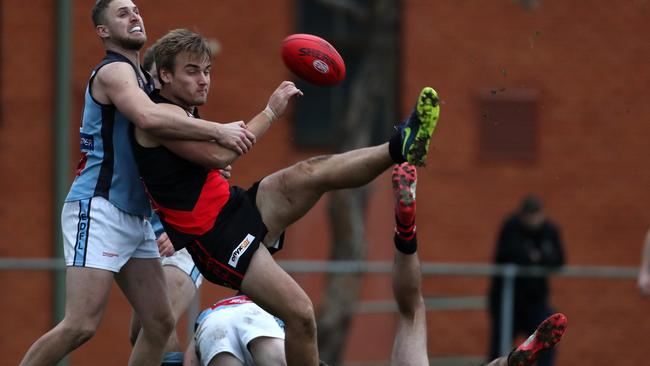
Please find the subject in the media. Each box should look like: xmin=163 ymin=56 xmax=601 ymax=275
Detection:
xmin=281 ymin=34 xmax=346 ymax=87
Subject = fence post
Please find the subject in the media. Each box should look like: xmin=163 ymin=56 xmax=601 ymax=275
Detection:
xmin=54 ymin=1 xmax=72 ymax=365
xmin=498 ymin=264 xmax=517 ymax=356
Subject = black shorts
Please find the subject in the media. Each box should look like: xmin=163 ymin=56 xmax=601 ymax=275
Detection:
xmin=185 ymin=182 xmax=284 ymax=289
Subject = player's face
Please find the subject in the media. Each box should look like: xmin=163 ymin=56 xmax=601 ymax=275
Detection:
xmin=101 ymin=0 xmax=146 ymax=50
xmin=165 ymin=52 xmax=211 ymax=107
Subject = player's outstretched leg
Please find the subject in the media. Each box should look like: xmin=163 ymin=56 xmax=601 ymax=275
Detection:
xmin=396 ymin=87 xmax=440 ymax=167
xmin=507 ymin=313 xmax=567 ymax=366
xmin=392 ymin=162 xmax=417 ymax=248
xmin=390 ymin=163 xmax=428 ymax=366
xmin=256 ymin=87 xmax=440 ymax=246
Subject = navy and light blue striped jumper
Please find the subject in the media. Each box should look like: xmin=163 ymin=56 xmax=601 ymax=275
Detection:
xmin=66 ymin=51 xmax=154 ymax=217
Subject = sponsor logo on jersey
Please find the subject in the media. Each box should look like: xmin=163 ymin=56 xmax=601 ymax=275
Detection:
xmin=76 ymin=212 xmax=89 ymax=250
xmin=80 ymin=133 xmax=94 ymax=151
xmin=228 ymin=234 xmax=255 ymax=267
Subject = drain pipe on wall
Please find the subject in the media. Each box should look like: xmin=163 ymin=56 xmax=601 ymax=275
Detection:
xmin=53 ymin=1 xmax=71 ymax=365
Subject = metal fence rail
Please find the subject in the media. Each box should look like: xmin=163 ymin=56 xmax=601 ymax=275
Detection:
xmin=0 ymin=258 xmax=639 ymax=278
xmin=0 ymin=258 xmax=639 ymax=365
xmin=277 ymin=260 xmax=639 ymax=278
xmin=276 ymin=260 xmax=638 ymax=359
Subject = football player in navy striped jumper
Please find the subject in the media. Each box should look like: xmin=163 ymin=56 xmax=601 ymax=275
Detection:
xmin=19 ymin=1 xmax=255 ymax=366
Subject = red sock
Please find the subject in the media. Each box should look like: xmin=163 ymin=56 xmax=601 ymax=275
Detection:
xmin=394 ymin=217 xmax=417 ymax=254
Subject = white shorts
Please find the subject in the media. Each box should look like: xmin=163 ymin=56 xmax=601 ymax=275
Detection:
xmin=62 ymin=197 xmax=159 ymax=272
xmin=195 ymin=299 xmax=285 ymax=366
xmin=161 ymin=248 xmax=203 ymax=288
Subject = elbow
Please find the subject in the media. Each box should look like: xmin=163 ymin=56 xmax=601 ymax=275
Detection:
xmin=207 ymin=149 xmax=238 ymax=170
xmin=206 ymin=162 xmax=228 ymax=170
xmin=205 ymin=156 xmax=232 ymax=170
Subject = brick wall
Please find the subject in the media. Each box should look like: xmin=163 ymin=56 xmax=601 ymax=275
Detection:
xmin=1 ymin=1 xmax=649 ymax=365
xmin=0 ymin=0 xmax=57 ymax=361
xmin=401 ymin=1 xmax=650 ymax=364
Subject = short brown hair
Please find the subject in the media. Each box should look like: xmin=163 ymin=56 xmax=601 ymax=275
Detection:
xmin=91 ymin=0 xmax=115 ymax=26
xmin=154 ymin=29 xmax=211 ymax=83
xmin=142 ymin=43 xmax=158 ymax=73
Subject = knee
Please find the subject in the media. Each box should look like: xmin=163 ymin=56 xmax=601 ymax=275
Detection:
xmin=293 ymin=159 xmax=316 ymax=183
xmin=296 ymin=156 xmax=331 ymax=178
xmin=292 ymin=155 xmax=334 ymax=190
xmin=60 ymin=319 xmax=98 ymax=348
xmin=140 ymin=309 xmax=175 ymax=342
xmin=299 ymin=155 xmax=331 ymax=172
xmin=156 ymin=311 xmax=176 ymax=338
xmin=285 ymin=296 xmax=316 ymax=337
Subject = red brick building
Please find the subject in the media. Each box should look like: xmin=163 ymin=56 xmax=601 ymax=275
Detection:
xmin=1 ymin=1 xmax=649 ymax=365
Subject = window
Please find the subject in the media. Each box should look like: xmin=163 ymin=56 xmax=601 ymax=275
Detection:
xmin=477 ymin=89 xmax=539 ymax=163
xmin=291 ymin=0 xmax=368 ymax=148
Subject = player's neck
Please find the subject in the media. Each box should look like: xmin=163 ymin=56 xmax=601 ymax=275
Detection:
xmin=105 ymin=44 xmax=140 ymax=68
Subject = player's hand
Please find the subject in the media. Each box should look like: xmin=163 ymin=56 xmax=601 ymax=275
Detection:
xmin=214 ymin=121 xmax=256 ymax=155
xmin=157 ymin=232 xmax=175 ymax=257
xmin=219 ymin=165 xmax=232 ymax=179
xmin=266 ymin=81 xmax=303 ymax=121
xmin=639 ymin=269 xmax=650 ymax=296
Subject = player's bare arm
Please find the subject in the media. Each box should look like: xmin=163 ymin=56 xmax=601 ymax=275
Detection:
xmin=244 ymin=81 xmax=303 ymax=137
xmin=93 ymin=62 xmax=255 ymax=154
xmin=152 ymin=81 xmax=302 ymax=170
xmin=134 ymin=102 xmax=234 ymax=169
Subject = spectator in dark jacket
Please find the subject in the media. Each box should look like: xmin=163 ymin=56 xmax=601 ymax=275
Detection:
xmin=488 ymin=195 xmax=565 ymax=366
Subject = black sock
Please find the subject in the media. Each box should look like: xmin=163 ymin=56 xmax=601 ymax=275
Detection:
xmin=388 ymin=132 xmax=406 ymax=164
xmin=394 ymin=232 xmax=417 ymax=254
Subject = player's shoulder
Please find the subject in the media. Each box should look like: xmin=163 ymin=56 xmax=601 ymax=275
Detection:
xmin=150 ymin=91 xmax=189 ymax=115
xmin=94 ymin=61 xmax=139 ymax=87
xmin=157 ymin=101 xmax=186 ymax=115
